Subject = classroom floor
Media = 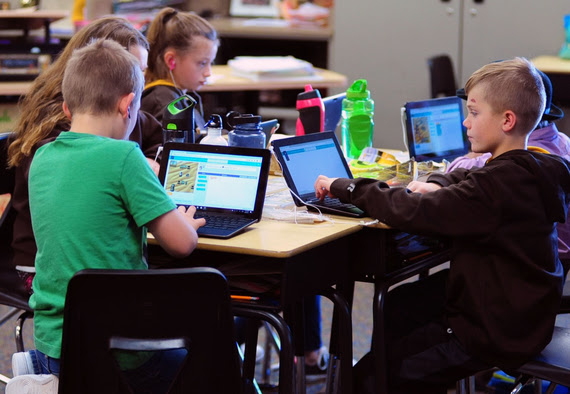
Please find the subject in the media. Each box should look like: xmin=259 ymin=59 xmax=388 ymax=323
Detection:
xmin=0 ymin=278 xmax=568 ymax=394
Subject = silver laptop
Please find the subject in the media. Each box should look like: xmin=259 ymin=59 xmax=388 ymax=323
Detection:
xmin=271 ymin=132 xmax=365 ymax=218
xmin=158 ymin=143 xmax=271 ymax=238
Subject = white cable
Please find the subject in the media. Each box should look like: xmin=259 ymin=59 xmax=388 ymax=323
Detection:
xmin=154 ymin=145 xmax=163 ymax=163
xmin=169 ymin=69 xmax=185 ymax=96
xmin=270 ymin=147 xmax=326 ymax=223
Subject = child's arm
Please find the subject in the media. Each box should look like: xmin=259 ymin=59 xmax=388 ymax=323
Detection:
xmin=147 ymin=206 xmax=206 ymax=258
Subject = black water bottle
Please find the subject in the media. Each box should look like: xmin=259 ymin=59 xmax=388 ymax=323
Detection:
xmin=162 ymin=94 xmax=197 ymax=145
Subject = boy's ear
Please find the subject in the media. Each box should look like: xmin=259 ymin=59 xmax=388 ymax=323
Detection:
xmin=502 ymin=110 xmax=516 ymax=133
xmin=118 ymin=93 xmax=135 ymax=120
xmin=62 ymin=102 xmax=72 ymax=121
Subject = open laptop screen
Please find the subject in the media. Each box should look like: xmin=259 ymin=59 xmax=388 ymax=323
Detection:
xmin=404 ymin=96 xmax=469 ymax=162
xmin=160 ymin=145 xmax=265 ymax=214
xmin=273 ymin=132 xmax=352 ymax=197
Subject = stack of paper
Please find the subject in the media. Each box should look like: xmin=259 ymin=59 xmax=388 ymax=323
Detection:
xmin=228 ymin=56 xmax=315 ymax=80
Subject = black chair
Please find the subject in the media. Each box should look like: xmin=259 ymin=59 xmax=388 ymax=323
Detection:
xmin=58 ymin=267 xmax=248 ymax=394
xmin=456 ymin=289 xmax=570 ymax=393
xmin=508 ymin=326 xmax=570 ymax=393
xmin=0 ymin=133 xmax=33 ymax=354
xmin=427 ymin=54 xmax=458 ymax=98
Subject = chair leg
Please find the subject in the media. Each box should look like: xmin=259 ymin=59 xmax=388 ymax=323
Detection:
xmin=15 ymin=311 xmax=32 ymax=353
xmin=456 ymin=376 xmax=476 ymax=394
xmin=511 ymin=374 xmax=534 ymax=394
xmin=0 ymin=373 xmax=10 ymax=385
xmin=261 ymin=321 xmax=280 ymax=386
xmin=233 ymin=306 xmax=294 ymax=394
xmin=0 ymin=308 xmax=20 ymax=326
xmin=318 ymin=288 xmax=353 ymax=394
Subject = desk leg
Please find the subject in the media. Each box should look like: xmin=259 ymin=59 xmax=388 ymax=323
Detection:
xmin=373 ymin=281 xmax=390 ymax=394
xmin=288 ymin=301 xmax=307 ymax=394
xmin=320 ymin=287 xmax=353 ymax=394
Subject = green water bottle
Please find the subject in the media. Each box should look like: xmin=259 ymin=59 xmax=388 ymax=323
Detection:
xmin=341 ymin=79 xmax=374 ymax=159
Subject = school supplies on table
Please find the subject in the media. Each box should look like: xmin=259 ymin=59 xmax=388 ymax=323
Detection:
xmin=158 ymin=143 xmax=271 ymax=238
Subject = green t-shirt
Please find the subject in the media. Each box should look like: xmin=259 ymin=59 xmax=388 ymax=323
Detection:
xmin=29 ymin=132 xmax=176 ymax=359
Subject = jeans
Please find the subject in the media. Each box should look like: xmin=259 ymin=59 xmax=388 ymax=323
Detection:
xmin=29 ymin=349 xmax=60 ymax=376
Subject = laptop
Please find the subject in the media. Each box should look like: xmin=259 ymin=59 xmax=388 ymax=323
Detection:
xmin=158 ymin=143 xmax=271 ymax=238
xmin=403 ymin=96 xmax=470 ymax=162
xmin=271 ymin=132 xmax=365 ymax=218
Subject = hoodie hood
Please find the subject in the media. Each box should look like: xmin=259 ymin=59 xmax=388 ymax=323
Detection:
xmin=496 ymin=150 xmax=570 ymax=223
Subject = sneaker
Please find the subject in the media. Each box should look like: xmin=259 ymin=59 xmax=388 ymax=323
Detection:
xmin=239 ymin=343 xmax=265 ymax=363
xmin=12 ymin=352 xmax=35 ymax=377
xmin=6 ymin=374 xmax=59 ymax=393
xmin=305 ymin=346 xmax=329 ymax=377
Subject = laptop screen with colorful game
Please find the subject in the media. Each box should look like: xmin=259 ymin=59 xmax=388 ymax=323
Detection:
xmin=404 ymin=96 xmax=470 ymax=162
xmin=158 ymin=143 xmax=271 ymax=238
xmin=271 ymin=132 xmax=365 ymax=218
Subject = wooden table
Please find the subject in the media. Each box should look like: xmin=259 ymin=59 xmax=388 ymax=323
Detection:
xmin=0 ymin=9 xmax=68 ymax=43
xmin=0 ymin=65 xmax=347 ymax=97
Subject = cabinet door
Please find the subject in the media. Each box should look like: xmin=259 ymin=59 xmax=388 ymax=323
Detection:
xmin=332 ymin=0 xmax=461 ymax=150
xmin=460 ymin=0 xmax=570 ymax=84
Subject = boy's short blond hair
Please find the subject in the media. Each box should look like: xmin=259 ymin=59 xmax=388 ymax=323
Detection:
xmin=62 ymin=39 xmax=144 ymax=116
xmin=464 ymin=57 xmax=546 ymax=135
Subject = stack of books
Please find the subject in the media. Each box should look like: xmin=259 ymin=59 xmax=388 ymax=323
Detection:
xmin=228 ymin=56 xmax=315 ymax=81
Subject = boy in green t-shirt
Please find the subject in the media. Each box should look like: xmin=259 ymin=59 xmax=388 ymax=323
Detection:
xmin=8 ymin=39 xmax=205 ymax=392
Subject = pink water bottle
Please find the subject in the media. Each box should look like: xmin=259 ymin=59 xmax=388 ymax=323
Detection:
xmin=296 ymin=84 xmax=325 ymax=136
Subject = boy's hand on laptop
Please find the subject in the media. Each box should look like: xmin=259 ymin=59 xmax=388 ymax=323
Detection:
xmin=178 ymin=205 xmax=206 ymax=230
xmin=407 ymin=181 xmax=442 ymax=194
xmin=314 ymin=175 xmax=337 ymax=200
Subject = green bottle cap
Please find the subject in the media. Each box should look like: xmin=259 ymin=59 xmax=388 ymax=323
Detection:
xmin=346 ymin=79 xmax=370 ymax=99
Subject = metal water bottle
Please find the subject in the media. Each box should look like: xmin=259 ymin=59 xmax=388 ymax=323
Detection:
xmin=226 ymin=112 xmax=265 ymax=149
xmin=162 ymin=94 xmax=197 ymax=145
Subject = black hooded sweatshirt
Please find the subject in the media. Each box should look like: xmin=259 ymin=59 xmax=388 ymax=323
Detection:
xmin=331 ymin=149 xmax=570 ymax=368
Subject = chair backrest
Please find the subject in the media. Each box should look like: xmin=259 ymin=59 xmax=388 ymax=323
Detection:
xmin=58 ymin=267 xmax=243 ymax=394
xmin=427 ymin=54 xmax=457 ymax=98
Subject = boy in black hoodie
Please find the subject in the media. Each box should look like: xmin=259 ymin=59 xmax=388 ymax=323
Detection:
xmin=315 ymin=57 xmax=570 ymax=393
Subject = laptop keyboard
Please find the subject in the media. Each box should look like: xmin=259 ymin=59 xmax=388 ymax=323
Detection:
xmin=194 ymin=212 xmax=252 ymax=230
xmin=307 ymin=196 xmax=359 ymax=210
